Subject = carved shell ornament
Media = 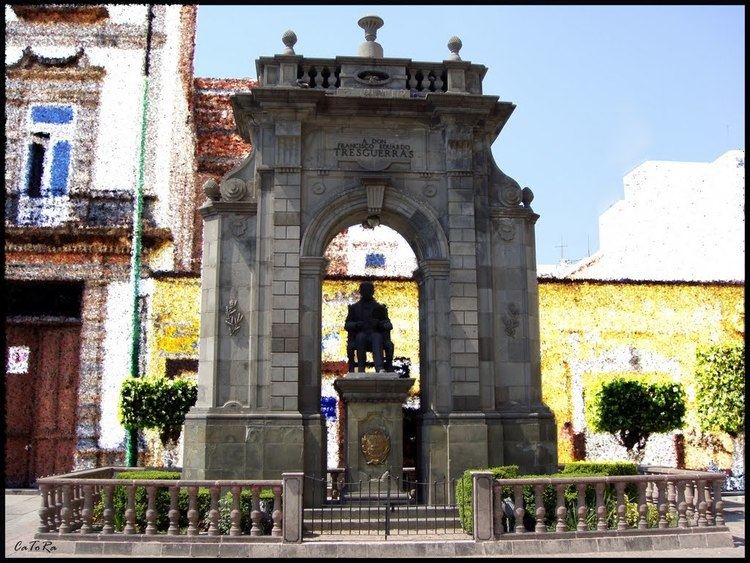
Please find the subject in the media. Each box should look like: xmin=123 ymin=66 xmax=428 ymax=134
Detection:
xmin=361 ymin=428 xmax=391 ymax=465
xmin=220 ymin=178 xmax=247 ymax=201
xmin=500 ymin=183 xmax=522 ymax=207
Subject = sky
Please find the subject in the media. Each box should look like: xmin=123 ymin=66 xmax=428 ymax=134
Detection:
xmin=193 ymin=5 xmax=744 ymax=265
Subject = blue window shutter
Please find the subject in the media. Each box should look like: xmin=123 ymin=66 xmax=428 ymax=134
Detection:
xmin=365 ymin=252 xmax=386 ymax=268
xmin=50 ymin=141 xmax=71 ymax=196
xmin=31 ymin=105 xmax=74 ymax=125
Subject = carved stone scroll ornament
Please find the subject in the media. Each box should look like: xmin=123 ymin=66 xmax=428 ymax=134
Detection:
xmin=360 ymin=428 xmax=391 ymax=465
xmin=219 ymin=178 xmax=248 ymax=202
xmin=502 ymin=302 xmax=520 ymax=337
xmin=224 ymin=299 xmax=244 ymax=335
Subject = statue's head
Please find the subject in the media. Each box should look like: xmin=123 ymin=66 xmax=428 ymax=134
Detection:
xmin=359 ymin=281 xmax=375 ymax=301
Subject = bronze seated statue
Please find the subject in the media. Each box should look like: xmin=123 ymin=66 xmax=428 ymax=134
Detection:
xmin=344 ymin=281 xmax=394 ymax=373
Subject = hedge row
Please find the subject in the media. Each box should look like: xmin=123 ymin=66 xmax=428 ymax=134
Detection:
xmin=456 ymin=462 xmax=639 ymax=534
xmin=91 ymin=471 xmax=275 ymax=534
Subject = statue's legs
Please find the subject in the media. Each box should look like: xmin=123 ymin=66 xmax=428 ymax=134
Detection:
xmin=383 ymin=341 xmax=394 ymax=371
xmin=370 ymin=332 xmax=384 ymax=372
xmin=355 ymin=332 xmax=369 ymax=372
xmin=347 ymin=339 xmax=356 ymax=372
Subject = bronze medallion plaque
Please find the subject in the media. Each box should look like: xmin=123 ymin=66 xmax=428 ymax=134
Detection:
xmin=360 ymin=428 xmax=391 ymax=465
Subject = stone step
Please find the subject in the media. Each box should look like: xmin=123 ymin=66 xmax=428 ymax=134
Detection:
xmin=303 ymin=516 xmax=464 ymax=533
xmin=304 ymin=506 xmax=459 ymax=519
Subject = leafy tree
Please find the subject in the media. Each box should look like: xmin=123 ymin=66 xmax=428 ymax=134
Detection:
xmin=695 ymin=344 xmax=745 ymax=475
xmin=588 ymin=378 xmax=686 ymax=461
xmin=119 ymin=376 xmax=198 ymax=449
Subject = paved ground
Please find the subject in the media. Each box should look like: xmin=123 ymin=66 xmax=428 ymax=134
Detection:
xmin=4 ymin=490 xmax=744 ymax=558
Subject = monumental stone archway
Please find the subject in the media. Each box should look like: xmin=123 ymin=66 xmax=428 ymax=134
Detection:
xmin=184 ymin=16 xmax=557 ymax=500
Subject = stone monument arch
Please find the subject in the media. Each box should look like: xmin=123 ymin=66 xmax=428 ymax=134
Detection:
xmin=184 ymin=15 xmax=557 ymax=501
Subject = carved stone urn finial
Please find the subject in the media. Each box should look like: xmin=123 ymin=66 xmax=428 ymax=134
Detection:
xmin=281 ymin=30 xmax=297 ymax=55
xmin=357 ymin=15 xmax=384 ymax=58
xmin=447 ymin=36 xmax=463 ymax=61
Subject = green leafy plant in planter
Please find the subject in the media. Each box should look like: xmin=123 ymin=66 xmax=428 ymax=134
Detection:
xmin=118 ymin=376 xmax=198 ymax=448
xmin=586 ymin=378 xmax=686 ymax=462
xmin=695 ymin=344 xmax=745 ymax=477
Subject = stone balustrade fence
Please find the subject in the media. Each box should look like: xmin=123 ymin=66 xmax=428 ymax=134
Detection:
xmin=35 ymin=467 xmax=305 ymax=543
xmin=472 ymin=469 xmax=728 ymax=541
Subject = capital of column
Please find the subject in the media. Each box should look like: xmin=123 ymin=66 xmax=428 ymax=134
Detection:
xmin=299 ymin=256 xmax=328 ymax=276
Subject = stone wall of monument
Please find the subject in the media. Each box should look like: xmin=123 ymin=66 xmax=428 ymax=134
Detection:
xmin=137 ymin=275 xmax=743 ymax=472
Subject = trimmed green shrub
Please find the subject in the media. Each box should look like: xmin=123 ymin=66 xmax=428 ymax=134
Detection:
xmin=118 ymin=376 xmax=197 ymax=445
xmin=92 ymin=470 xmax=274 ymax=534
xmin=587 ymin=378 xmax=686 ymax=459
xmin=455 ymin=465 xmax=519 ymax=534
xmin=457 ymin=462 xmax=642 ymax=534
xmin=695 ymin=344 xmax=745 ymax=438
xmin=559 ymin=461 xmax=637 ymax=476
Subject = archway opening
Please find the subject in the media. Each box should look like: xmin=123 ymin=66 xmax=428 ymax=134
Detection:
xmin=319 ymin=223 xmax=420 ymax=472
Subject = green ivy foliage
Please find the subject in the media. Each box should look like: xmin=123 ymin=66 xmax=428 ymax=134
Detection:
xmin=695 ymin=344 xmax=745 ymax=438
xmin=587 ymin=378 xmax=686 ymax=456
xmin=118 ymin=376 xmax=197 ymax=444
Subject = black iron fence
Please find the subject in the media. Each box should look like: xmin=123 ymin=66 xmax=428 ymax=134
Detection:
xmin=303 ymin=473 xmax=463 ymax=538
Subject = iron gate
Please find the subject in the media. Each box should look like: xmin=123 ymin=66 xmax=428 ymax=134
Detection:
xmin=303 ymin=473 xmax=466 ymax=538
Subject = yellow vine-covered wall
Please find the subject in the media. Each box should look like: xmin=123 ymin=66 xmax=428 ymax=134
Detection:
xmin=538 ymin=280 xmax=744 ymax=467
xmin=143 ymin=276 xmax=744 ymax=469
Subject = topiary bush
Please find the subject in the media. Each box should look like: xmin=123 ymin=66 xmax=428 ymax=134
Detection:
xmin=587 ymin=378 xmax=686 ymax=461
xmin=695 ymin=344 xmax=744 ymax=438
xmin=118 ymin=376 xmax=198 ymax=446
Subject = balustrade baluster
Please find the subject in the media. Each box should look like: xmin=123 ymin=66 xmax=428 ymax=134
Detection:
xmin=408 ymin=68 xmax=417 ymax=90
xmin=208 ymin=485 xmax=220 ymax=536
xmin=46 ymin=487 xmax=57 ymax=532
xmin=696 ymin=480 xmax=708 ymax=527
xmin=656 ymin=481 xmax=668 ymax=529
xmin=167 ymin=485 xmax=180 ymax=535
xmin=101 ymin=485 xmax=114 ymax=534
xmin=676 ymin=480 xmax=688 ymax=528
xmin=513 ymin=484 xmax=525 ymax=533
xmin=300 ymin=66 xmax=310 ymax=88
xmin=230 ymin=486 xmax=242 ymax=536
xmin=59 ymin=484 xmax=72 ymax=534
xmin=637 ymin=481 xmax=648 ymax=530
xmin=433 ymin=71 xmax=444 ymax=92
xmin=37 ymin=484 xmax=50 ymax=533
xmin=684 ymin=480 xmax=695 ymax=525
xmin=272 ymin=486 xmax=283 ymax=537
xmin=250 ymin=486 xmax=263 ymax=536
xmin=145 ymin=485 xmax=157 ymax=535
xmin=595 ymin=483 xmax=607 ymax=531
xmin=424 ymin=70 xmax=435 ymax=92
xmin=576 ymin=483 xmax=587 ymax=531
xmin=667 ymin=480 xmax=677 ymax=526
xmin=703 ymin=481 xmax=715 ymax=525
xmin=712 ymin=479 xmax=725 ymax=527
xmin=555 ymin=484 xmax=567 ymax=532
xmin=493 ymin=483 xmax=503 ymax=535
xmin=54 ymin=487 xmax=63 ymax=530
xmin=187 ymin=487 xmax=199 ymax=536
xmin=310 ymin=67 xmax=320 ymax=88
xmin=615 ymin=482 xmax=627 ymax=531
xmin=123 ymin=485 xmax=137 ymax=534
xmin=534 ymin=485 xmax=546 ymax=533
xmin=70 ymin=485 xmax=79 ymax=530
xmin=80 ymin=485 xmax=93 ymax=534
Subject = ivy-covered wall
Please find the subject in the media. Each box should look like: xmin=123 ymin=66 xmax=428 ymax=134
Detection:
xmin=141 ymin=276 xmax=744 ymax=470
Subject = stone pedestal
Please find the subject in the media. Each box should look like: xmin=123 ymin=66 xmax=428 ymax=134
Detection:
xmin=333 ymin=373 xmax=414 ymax=492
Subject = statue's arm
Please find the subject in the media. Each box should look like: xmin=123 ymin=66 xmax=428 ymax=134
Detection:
xmin=344 ymin=304 xmax=360 ymax=332
xmin=380 ymin=305 xmax=393 ymax=332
